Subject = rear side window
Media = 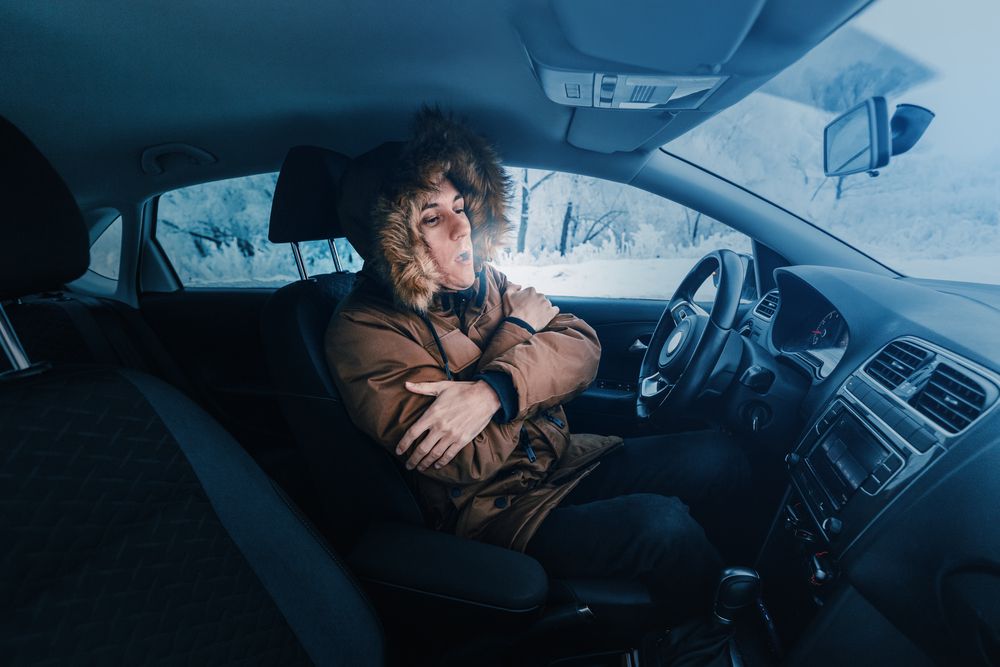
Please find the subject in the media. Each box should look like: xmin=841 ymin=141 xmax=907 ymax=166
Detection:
xmin=88 ymin=215 xmax=122 ymax=280
xmin=156 ymin=173 xmax=361 ymax=287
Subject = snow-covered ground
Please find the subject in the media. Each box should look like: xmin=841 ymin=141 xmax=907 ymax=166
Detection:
xmin=496 ymin=258 xmax=696 ymax=300
xmin=496 ymin=254 xmax=1000 ymax=299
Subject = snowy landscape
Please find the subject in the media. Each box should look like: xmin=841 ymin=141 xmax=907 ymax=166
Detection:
xmin=151 ymin=10 xmax=1000 ymax=296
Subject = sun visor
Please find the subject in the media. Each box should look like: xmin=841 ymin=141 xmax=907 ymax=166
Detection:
xmin=566 ymin=108 xmax=677 ymax=154
xmin=551 ymin=0 xmax=766 ymax=74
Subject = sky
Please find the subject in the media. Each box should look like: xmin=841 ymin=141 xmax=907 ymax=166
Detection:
xmin=853 ymin=0 xmax=1000 ymax=160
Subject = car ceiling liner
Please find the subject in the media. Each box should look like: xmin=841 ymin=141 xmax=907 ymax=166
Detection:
xmin=516 ymin=0 xmax=874 ymax=154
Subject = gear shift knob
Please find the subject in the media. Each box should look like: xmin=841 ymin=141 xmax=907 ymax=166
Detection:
xmin=714 ymin=567 xmax=760 ymax=625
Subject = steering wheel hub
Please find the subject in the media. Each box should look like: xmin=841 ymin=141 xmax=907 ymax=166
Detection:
xmin=663 ymin=326 xmax=686 ymax=358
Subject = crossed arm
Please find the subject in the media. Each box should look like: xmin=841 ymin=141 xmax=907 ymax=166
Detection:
xmin=326 ymin=283 xmax=600 ymax=482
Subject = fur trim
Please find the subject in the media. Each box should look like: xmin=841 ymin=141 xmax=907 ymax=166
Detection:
xmin=344 ymin=108 xmax=513 ymax=312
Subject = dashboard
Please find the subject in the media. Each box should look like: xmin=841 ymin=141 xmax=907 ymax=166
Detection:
xmin=745 ymin=282 xmax=851 ymax=380
xmin=740 ymin=265 xmax=1000 ymax=665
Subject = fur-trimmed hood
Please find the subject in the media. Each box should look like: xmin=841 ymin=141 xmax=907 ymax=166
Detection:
xmin=337 ymin=109 xmax=513 ymax=312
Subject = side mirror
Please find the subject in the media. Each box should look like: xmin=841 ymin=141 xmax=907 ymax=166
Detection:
xmin=823 ymin=97 xmax=890 ymax=177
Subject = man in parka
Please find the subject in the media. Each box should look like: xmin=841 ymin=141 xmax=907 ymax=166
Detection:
xmin=326 ymin=109 xmax=750 ymax=619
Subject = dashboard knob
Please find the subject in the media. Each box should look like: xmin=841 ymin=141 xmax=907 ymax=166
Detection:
xmin=821 ymin=517 xmax=843 ymax=536
xmin=785 ymin=453 xmax=801 ymax=467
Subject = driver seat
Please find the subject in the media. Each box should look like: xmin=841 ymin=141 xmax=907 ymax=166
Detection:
xmin=260 ymin=147 xmax=660 ymax=643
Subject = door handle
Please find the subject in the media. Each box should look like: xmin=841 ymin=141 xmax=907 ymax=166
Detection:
xmin=628 ymin=338 xmax=649 ymax=353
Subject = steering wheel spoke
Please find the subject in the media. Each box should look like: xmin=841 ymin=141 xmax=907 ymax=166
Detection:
xmin=669 ymin=300 xmax=706 ymax=326
xmin=640 ymin=371 xmax=672 ymax=399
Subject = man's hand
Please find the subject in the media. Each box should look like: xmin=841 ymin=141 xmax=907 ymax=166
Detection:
xmin=396 ymin=380 xmax=501 ymax=472
xmin=506 ymin=286 xmax=559 ymax=332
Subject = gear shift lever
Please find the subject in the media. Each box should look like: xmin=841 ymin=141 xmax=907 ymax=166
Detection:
xmin=714 ymin=567 xmax=760 ymax=626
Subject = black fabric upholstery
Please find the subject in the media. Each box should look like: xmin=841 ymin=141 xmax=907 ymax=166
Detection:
xmin=2 ymin=293 xmax=199 ymax=401
xmin=123 ymin=368 xmax=384 ymax=665
xmin=268 ymin=146 xmax=351 ymax=243
xmin=0 ymin=365 xmax=383 ymax=665
xmin=0 ymin=367 xmax=305 ymax=664
xmin=261 ymin=273 xmax=425 ymax=551
xmin=350 ymin=522 xmax=548 ymax=613
xmin=0 ymin=117 xmax=88 ymax=300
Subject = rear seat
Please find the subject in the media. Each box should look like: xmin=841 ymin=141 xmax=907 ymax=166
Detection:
xmin=2 ymin=291 xmax=197 ymax=397
xmin=5 ymin=289 xmax=332 ymax=526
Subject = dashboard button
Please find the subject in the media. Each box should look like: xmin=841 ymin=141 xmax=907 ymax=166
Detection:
xmin=894 ymin=415 xmax=921 ymax=440
xmin=885 ymin=410 xmax=907 ymax=430
xmin=861 ymin=392 xmax=880 ymax=411
xmin=910 ymin=427 xmax=938 ymax=453
xmin=871 ymin=463 xmax=896 ymax=484
xmin=861 ymin=477 xmax=882 ymax=494
xmin=851 ymin=380 xmax=871 ymax=399
xmin=884 ymin=455 xmax=903 ymax=472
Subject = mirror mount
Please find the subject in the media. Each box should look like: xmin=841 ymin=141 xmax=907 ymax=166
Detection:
xmin=890 ymin=103 xmax=935 ymax=156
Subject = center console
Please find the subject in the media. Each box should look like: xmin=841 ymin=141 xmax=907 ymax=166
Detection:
xmin=756 ymin=337 xmax=999 ymax=649
xmin=785 ymin=376 xmax=940 ymax=552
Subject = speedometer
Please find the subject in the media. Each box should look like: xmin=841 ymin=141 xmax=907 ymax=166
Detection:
xmin=809 ymin=310 xmax=841 ymax=348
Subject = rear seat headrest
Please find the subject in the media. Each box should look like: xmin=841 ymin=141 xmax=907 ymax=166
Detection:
xmin=268 ymin=146 xmax=351 ymax=244
xmin=0 ymin=117 xmax=89 ymax=300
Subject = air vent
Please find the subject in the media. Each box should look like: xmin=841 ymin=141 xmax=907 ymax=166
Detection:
xmin=865 ymin=340 xmax=931 ymax=390
xmin=753 ymin=290 xmax=780 ymax=320
xmin=629 ymin=85 xmax=655 ymax=103
xmin=912 ymin=363 xmax=988 ymax=433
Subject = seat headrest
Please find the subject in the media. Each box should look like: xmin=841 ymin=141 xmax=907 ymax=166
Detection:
xmin=268 ymin=146 xmax=351 ymax=244
xmin=0 ymin=117 xmax=89 ymax=300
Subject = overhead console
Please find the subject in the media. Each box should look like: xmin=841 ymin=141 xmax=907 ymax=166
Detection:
xmin=514 ymin=0 xmax=875 ymax=152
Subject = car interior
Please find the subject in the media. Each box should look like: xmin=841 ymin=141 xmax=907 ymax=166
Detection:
xmin=3 ymin=1 xmax=999 ymax=665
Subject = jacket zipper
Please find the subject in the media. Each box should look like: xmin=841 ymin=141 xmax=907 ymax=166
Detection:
xmin=519 ymin=426 xmax=537 ymax=463
xmin=544 ymin=411 xmax=565 ymax=429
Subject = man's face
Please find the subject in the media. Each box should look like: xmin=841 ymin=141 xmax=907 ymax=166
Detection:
xmin=419 ymin=177 xmax=476 ymax=291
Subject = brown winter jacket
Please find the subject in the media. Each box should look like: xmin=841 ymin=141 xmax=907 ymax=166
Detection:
xmin=327 ymin=265 xmax=622 ymax=551
xmin=324 ymin=109 xmax=621 ymax=551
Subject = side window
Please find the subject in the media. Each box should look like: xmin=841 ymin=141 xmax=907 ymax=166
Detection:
xmin=156 ymin=173 xmax=362 ymax=287
xmin=495 ymin=168 xmax=752 ymax=299
xmin=88 ymin=215 xmax=122 ymax=280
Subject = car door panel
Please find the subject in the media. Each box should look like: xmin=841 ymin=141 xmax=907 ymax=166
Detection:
xmin=549 ymin=296 xmax=665 ymax=436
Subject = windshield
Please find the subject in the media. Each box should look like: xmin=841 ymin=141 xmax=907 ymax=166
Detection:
xmin=668 ymin=0 xmax=1000 ymax=286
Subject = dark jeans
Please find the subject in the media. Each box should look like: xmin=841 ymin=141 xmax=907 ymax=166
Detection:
xmin=525 ymin=431 xmax=751 ymax=620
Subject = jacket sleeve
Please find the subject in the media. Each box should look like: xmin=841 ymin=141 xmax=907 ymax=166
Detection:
xmin=326 ymin=309 xmax=521 ymax=485
xmin=475 ymin=282 xmax=602 ymax=423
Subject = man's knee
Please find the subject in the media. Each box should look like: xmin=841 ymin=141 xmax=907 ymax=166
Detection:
xmin=618 ymin=494 xmax=721 ymax=607
xmin=618 ymin=494 xmax=719 ymax=567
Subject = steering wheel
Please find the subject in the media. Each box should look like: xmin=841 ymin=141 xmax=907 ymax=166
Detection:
xmin=637 ymin=249 xmax=746 ymax=422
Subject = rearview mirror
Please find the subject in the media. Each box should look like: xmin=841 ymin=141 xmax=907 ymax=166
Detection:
xmin=824 ymin=97 xmax=890 ymax=177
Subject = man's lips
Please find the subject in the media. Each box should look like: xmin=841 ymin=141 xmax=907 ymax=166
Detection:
xmin=456 ymin=250 xmax=472 ymax=263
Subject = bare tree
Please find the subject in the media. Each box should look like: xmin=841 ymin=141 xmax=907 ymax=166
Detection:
xmin=683 ymin=208 xmax=703 ymax=244
xmin=516 ymin=169 xmax=556 ymax=253
xmin=558 ymin=200 xmax=574 ymax=256
xmin=578 ymin=210 xmax=625 ymax=244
